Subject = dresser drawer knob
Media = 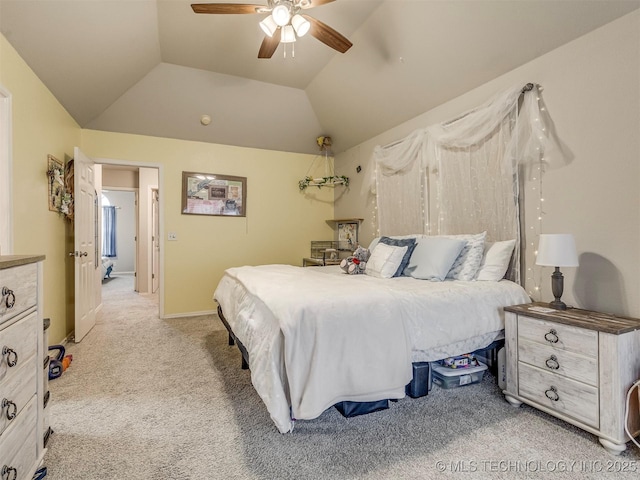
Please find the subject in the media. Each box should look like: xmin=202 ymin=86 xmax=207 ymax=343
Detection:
xmin=545 ymin=386 xmax=560 ymax=402
xmin=1 ymin=287 xmax=15 ymax=309
xmin=1 ymin=398 xmax=17 ymax=420
xmin=1 ymin=465 xmax=17 ymax=480
xmin=545 ymin=355 xmax=560 ymax=370
xmin=2 ymin=347 xmax=18 ymax=367
xmin=544 ymin=329 xmax=559 ymax=344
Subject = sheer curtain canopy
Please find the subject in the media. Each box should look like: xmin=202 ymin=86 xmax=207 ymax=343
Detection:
xmin=363 ymin=84 xmax=558 ymax=283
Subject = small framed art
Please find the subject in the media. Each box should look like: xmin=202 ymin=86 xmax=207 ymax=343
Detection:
xmin=338 ymin=221 xmax=359 ymax=250
xmin=47 ymin=154 xmax=64 ymax=212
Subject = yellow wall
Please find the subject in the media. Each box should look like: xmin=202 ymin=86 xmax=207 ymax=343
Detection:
xmin=81 ymin=130 xmax=335 ymax=316
xmin=0 ymin=33 xmax=81 ymax=344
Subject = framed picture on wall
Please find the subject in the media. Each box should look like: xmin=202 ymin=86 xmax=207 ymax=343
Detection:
xmin=338 ymin=221 xmax=358 ymax=250
xmin=181 ymin=171 xmax=247 ymax=217
xmin=46 ymin=154 xmax=64 ymax=212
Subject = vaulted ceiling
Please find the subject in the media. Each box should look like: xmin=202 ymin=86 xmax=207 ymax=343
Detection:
xmin=1 ymin=0 xmax=638 ymax=154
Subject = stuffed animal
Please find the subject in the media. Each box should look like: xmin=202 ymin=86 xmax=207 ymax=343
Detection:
xmin=339 ymin=246 xmax=371 ymax=275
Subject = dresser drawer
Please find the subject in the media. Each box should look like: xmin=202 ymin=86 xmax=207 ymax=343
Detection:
xmin=518 ymin=316 xmax=598 ymax=357
xmin=0 ymin=395 xmax=37 ymax=480
xmin=0 ymin=354 xmax=37 ymax=436
xmin=518 ymin=338 xmax=598 ymax=386
xmin=518 ymin=362 xmax=599 ymax=428
xmin=0 ymin=312 xmax=38 ymax=382
xmin=0 ymin=263 xmax=38 ymax=326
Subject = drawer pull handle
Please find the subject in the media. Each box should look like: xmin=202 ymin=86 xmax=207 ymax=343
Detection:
xmin=544 ymin=329 xmax=559 ymax=344
xmin=545 ymin=355 xmax=560 ymax=370
xmin=1 ymin=465 xmax=17 ymax=480
xmin=1 ymin=287 xmax=15 ymax=309
xmin=1 ymin=398 xmax=17 ymax=420
xmin=2 ymin=347 xmax=17 ymax=367
xmin=545 ymin=386 xmax=560 ymax=402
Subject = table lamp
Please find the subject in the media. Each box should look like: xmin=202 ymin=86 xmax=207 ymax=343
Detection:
xmin=535 ymin=234 xmax=579 ymax=310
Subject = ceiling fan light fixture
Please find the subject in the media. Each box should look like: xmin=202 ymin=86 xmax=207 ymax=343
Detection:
xmin=291 ymin=14 xmax=310 ymax=37
xmin=259 ymin=15 xmax=278 ymax=37
xmin=281 ymin=24 xmax=296 ymax=43
xmin=272 ymin=4 xmax=291 ymax=27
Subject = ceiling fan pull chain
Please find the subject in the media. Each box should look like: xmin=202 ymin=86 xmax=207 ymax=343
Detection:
xmin=292 ymin=43 xmax=295 ymax=58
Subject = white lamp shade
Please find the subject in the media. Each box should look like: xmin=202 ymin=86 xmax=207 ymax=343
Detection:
xmin=272 ymin=5 xmax=291 ymax=27
xmin=281 ymin=25 xmax=296 ymax=43
xmin=536 ymin=234 xmax=579 ymax=267
xmin=259 ymin=15 xmax=278 ymax=37
xmin=291 ymin=14 xmax=310 ymax=37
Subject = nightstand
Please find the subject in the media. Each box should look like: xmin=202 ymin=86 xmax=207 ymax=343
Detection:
xmin=503 ymin=302 xmax=640 ymax=455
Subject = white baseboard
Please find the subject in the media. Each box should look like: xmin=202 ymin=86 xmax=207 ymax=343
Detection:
xmin=162 ymin=309 xmax=217 ymax=319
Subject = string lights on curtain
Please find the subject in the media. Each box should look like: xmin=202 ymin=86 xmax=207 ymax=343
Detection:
xmin=362 ymin=83 xmax=562 ymax=287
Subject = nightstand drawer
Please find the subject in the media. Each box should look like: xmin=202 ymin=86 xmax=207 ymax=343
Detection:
xmin=0 ymin=263 xmax=38 ymax=326
xmin=518 ymin=338 xmax=598 ymax=386
xmin=518 ymin=316 xmax=598 ymax=357
xmin=518 ymin=362 xmax=599 ymax=428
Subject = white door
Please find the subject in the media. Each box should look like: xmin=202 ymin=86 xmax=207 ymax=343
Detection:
xmin=151 ymin=189 xmax=159 ymax=294
xmin=73 ymin=147 xmax=97 ymax=342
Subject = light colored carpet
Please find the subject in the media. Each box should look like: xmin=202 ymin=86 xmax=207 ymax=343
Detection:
xmin=43 ymin=275 xmax=640 ymax=479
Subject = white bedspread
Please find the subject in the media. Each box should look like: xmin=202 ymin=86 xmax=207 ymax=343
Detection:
xmin=214 ymin=265 xmax=530 ymax=433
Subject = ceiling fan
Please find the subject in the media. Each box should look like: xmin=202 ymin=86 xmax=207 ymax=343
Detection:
xmin=191 ymin=0 xmax=353 ymax=58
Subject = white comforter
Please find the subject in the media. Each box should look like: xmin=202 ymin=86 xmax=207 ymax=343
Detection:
xmin=214 ymin=265 xmax=530 ymax=433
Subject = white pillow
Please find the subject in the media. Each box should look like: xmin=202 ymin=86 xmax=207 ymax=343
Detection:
xmin=365 ymin=243 xmax=408 ymax=279
xmin=444 ymin=232 xmax=487 ymax=281
xmin=476 ymin=239 xmax=516 ymax=281
xmin=404 ymin=237 xmax=466 ymax=281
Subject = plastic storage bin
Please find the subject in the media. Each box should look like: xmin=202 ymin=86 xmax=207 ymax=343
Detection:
xmin=432 ymin=362 xmax=488 ymax=389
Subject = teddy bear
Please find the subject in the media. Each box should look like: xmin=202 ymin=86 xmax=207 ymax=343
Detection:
xmin=339 ymin=246 xmax=371 ymax=275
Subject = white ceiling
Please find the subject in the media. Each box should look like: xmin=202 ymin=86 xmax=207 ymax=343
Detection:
xmin=1 ymin=0 xmax=638 ymax=154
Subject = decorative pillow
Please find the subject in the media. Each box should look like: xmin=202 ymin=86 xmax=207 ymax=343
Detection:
xmin=444 ymin=232 xmax=487 ymax=281
xmin=365 ymin=243 xmax=408 ymax=279
xmin=475 ymin=239 xmax=516 ymax=281
xmin=378 ymin=236 xmax=417 ymax=277
xmin=404 ymin=237 xmax=466 ymax=281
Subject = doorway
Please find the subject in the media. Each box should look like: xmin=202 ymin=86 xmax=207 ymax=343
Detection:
xmin=97 ymin=162 xmax=162 ymax=319
xmin=101 ymin=189 xmax=137 ymax=278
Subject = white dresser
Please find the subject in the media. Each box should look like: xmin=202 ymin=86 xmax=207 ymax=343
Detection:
xmin=504 ymin=302 xmax=640 ymax=455
xmin=0 ymin=255 xmax=46 ymax=480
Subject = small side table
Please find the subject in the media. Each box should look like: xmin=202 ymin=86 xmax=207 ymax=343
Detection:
xmin=503 ymin=302 xmax=640 ymax=455
xmin=302 ymin=257 xmax=324 ymax=267
xmin=302 ymin=258 xmax=342 ymax=267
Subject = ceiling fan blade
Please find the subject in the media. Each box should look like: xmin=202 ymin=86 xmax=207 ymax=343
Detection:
xmin=258 ymin=29 xmax=282 ymax=58
xmin=299 ymin=0 xmax=336 ymax=9
xmin=191 ymin=3 xmax=264 ymax=14
xmin=303 ymin=15 xmax=352 ymax=53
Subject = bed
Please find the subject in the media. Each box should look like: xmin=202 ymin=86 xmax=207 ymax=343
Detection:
xmin=213 ymin=234 xmax=530 ymax=433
